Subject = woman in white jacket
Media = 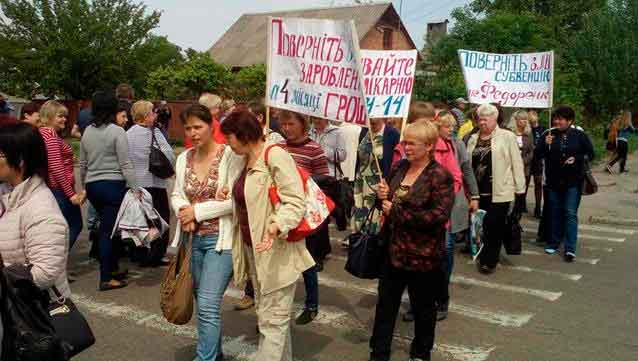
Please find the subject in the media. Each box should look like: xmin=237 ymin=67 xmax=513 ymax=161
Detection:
xmin=0 ymin=123 xmax=70 ymax=297
xmin=467 ymin=103 xmax=526 ymax=274
xmin=171 ymin=104 xmax=233 ymax=361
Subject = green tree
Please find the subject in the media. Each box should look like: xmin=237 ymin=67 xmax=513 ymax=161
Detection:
xmin=0 ymin=0 xmax=161 ymax=99
xmin=145 ymin=51 xmax=232 ymax=100
xmin=227 ymin=64 xmax=267 ymax=101
xmin=130 ymin=35 xmax=184 ymax=97
xmin=572 ymin=0 xmax=638 ymax=116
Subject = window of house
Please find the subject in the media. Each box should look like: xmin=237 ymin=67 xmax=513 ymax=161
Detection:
xmin=383 ymin=28 xmax=393 ymax=49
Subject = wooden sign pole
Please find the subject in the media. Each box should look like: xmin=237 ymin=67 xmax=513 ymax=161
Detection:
xmin=399 ymin=115 xmax=409 ymax=141
xmin=350 ymin=21 xmax=382 ymax=178
xmin=265 ymin=17 xmax=273 ymax=131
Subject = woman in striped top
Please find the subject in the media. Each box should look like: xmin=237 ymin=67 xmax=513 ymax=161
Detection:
xmin=279 ymin=110 xmax=330 ymax=326
xmin=39 ymin=100 xmax=85 ymax=250
xmin=127 ymin=100 xmax=175 ymax=267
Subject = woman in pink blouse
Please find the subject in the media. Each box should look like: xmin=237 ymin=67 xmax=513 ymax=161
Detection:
xmin=39 ymin=100 xmax=85 ymax=249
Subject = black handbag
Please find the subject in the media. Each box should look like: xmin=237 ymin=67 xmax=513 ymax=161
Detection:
xmin=48 ymin=287 xmax=96 ymax=358
xmin=503 ymin=205 xmax=522 ymax=255
xmin=582 ymin=159 xmax=598 ymax=196
xmin=332 ymin=155 xmax=354 ymax=231
xmin=149 ymin=127 xmax=175 ymax=179
xmin=345 ymin=208 xmax=385 ymax=279
xmin=312 ymin=155 xmax=354 ymax=231
xmin=0 ymin=261 xmax=68 ymax=361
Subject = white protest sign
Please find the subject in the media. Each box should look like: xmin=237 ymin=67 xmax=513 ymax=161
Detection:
xmin=266 ymin=17 xmax=367 ymax=125
xmin=360 ymin=49 xmax=417 ymax=118
xmin=458 ymin=49 xmax=554 ymax=108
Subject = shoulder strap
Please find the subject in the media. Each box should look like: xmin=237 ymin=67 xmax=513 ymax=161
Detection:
xmin=150 ymin=126 xmax=159 ymax=148
xmin=263 ymin=144 xmax=284 ymax=167
xmin=333 ymin=151 xmax=344 ymax=178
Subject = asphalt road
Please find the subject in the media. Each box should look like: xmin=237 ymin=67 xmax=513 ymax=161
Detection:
xmin=67 ymin=167 xmax=638 ymax=361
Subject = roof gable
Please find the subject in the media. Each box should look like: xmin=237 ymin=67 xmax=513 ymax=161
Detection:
xmin=208 ymin=3 xmax=415 ymax=68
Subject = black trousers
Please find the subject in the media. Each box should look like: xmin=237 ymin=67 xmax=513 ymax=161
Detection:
xmin=370 ymin=263 xmax=439 ymax=361
xmin=143 ymin=187 xmax=170 ymax=264
xmin=479 ymin=196 xmax=510 ymax=268
xmin=609 ymin=139 xmax=628 ymax=172
xmin=305 ymin=222 xmax=331 ymax=262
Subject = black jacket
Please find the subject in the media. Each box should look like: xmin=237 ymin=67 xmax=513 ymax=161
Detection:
xmin=535 ymin=127 xmax=594 ymax=190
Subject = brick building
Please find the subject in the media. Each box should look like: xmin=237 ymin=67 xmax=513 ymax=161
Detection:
xmin=208 ymin=2 xmax=419 ymax=69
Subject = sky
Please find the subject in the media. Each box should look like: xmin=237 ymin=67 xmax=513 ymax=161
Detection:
xmin=141 ymin=0 xmax=472 ymax=52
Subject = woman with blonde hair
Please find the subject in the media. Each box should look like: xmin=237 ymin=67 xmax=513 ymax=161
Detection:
xmin=371 ymin=120 xmax=454 ymax=361
xmin=467 ymin=103 xmax=525 ymax=273
xmin=432 ymin=112 xmax=479 ymax=320
xmin=607 ymin=111 xmax=635 ymax=174
xmin=127 ymin=100 xmax=174 ymax=267
xmin=39 ymin=100 xmax=85 ymax=250
xmin=511 ymin=110 xmax=535 ymax=212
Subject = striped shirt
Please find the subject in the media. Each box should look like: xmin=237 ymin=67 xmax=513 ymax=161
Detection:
xmin=284 ymin=138 xmax=329 ymax=176
xmin=126 ymin=125 xmax=175 ymax=189
xmin=39 ymin=127 xmax=76 ymax=198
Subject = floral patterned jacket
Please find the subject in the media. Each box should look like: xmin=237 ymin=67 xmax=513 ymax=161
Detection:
xmin=382 ymin=159 xmax=454 ymax=273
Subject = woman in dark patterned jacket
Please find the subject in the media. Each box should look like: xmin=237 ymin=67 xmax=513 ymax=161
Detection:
xmin=369 ymin=121 xmax=454 ymax=361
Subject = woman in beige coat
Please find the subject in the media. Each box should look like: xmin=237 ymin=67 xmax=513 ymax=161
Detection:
xmin=0 ymin=123 xmax=70 ymax=297
xmin=220 ymin=110 xmax=315 ymax=361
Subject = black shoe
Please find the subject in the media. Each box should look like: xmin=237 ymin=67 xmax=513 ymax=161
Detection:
xmin=403 ymin=309 xmax=414 ymax=322
xmin=478 ymin=264 xmax=495 ymax=275
xmin=111 ymin=269 xmax=129 ymax=281
xmin=564 ymin=252 xmax=576 ymax=263
xmin=534 ymin=207 xmax=542 ymax=219
xmin=437 ymin=302 xmax=449 ymax=321
xmin=295 ymin=309 xmax=318 ymax=325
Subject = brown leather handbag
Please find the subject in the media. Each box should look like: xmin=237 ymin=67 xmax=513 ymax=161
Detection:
xmin=160 ymin=232 xmax=193 ymax=325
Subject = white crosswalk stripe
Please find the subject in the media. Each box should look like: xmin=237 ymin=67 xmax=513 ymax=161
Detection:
xmin=317 ymin=272 xmax=534 ymax=328
xmin=74 ymin=293 xmax=258 ymax=361
xmin=451 ymin=275 xmax=563 ymax=301
xmin=523 ymin=221 xmax=636 ymax=235
xmin=522 ymin=227 xmax=626 ymax=243
xmin=583 ymin=246 xmax=614 ymax=253
xmin=75 ymin=292 xmax=493 ymax=361
xmin=466 ymin=261 xmax=583 ymax=281
xmin=522 ymin=249 xmax=600 ymax=264
xmin=329 ymin=254 xmax=562 ymax=301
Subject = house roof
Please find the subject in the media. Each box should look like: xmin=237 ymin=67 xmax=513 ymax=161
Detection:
xmin=208 ymin=2 xmax=416 ymax=67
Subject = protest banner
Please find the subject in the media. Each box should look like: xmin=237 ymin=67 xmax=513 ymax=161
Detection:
xmin=266 ymin=17 xmax=368 ymax=125
xmin=360 ymin=49 xmax=417 ymax=118
xmin=458 ymin=49 xmax=554 ymax=108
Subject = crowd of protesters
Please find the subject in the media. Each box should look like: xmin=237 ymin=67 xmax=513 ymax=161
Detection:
xmin=4 ymin=80 xmax=634 ymax=361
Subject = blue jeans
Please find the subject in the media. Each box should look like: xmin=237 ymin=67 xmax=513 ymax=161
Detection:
xmin=86 ymin=201 xmax=100 ymax=231
xmin=302 ymin=265 xmax=319 ymax=311
xmin=548 ymin=186 xmax=582 ymax=254
xmin=51 ymin=189 xmax=83 ymax=250
xmin=86 ymin=180 xmax=126 ymax=282
xmin=438 ymin=231 xmax=456 ymax=304
xmin=191 ymin=234 xmax=233 ymax=361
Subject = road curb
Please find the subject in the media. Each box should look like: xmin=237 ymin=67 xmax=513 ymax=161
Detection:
xmin=588 ymin=215 xmax=638 ymax=226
